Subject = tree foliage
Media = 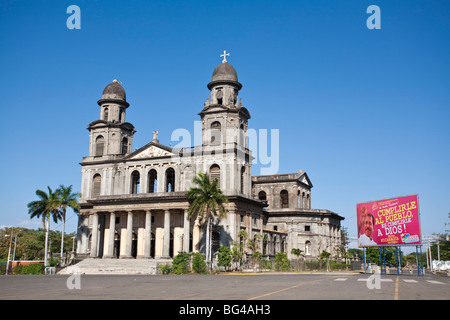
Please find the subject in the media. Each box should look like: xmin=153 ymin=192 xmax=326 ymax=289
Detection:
xmin=0 ymin=227 xmax=76 ymax=261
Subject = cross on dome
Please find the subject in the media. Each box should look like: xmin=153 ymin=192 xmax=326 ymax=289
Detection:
xmin=220 ymin=50 xmax=230 ymax=63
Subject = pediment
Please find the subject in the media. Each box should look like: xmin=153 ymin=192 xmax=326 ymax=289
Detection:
xmin=298 ymin=172 xmax=313 ymax=188
xmin=126 ymin=142 xmax=174 ymax=160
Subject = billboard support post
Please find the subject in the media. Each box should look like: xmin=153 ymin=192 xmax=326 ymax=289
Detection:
xmin=395 ymin=246 xmax=403 ymax=275
xmin=416 ymin=245 xmax=424 ymax=277
xmin=363 ymin=248 xmax=368 ymax=274
xmin=379 ymin=247 xmax=386 ymax=275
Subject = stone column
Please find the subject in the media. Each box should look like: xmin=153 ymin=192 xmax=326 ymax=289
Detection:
xmin=90 ymin=212 xmax=99 ymax=258
xmin=104 ymin=211 xmax=116 ymax=258
xmin=144 ymin=210 xmax=152 ymax=258
xmin=162 ymin=209 xmax=170 ymax=258
xmin=121 ymin=210 xmax=133 ymax=259
xmin=183 ymin=209 xmax=190 ymax=253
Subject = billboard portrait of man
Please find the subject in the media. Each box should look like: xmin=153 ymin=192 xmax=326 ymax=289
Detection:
xmin=358 ymin=213 xmax=377 ymax=246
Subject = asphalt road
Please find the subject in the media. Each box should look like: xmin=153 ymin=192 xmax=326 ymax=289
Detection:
xmin=0 ymin=272 xmax=448 ymax=301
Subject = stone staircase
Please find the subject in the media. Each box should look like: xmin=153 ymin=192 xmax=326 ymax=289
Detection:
xmin=58 ymin=258 xmax=172 ymax=275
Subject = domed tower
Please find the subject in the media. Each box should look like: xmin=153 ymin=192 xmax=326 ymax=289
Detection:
xmin=207 ymin=56 xmax=242 ymax=107
xmin=200 ymin=51 xmax=250 ymax=149
xmin=87 ymin=80 xmax=136 ymax=158
xmin=99 ymin=79 xmax=129 ymax=123
xmin=199 ymin=52 xmax=252 ymax=196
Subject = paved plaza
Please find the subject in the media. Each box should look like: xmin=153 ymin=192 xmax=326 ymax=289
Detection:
xmin=0 ymin=273 xmax=448 ymax=301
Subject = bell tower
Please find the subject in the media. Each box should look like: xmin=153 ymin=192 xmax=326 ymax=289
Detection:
xmin=200 ymin=51 xmax=250 ymax=149
xmin=87 ymin=80 xmax=136 ymax=159
xmin=198 ymin=52 xmax=252 ymax=196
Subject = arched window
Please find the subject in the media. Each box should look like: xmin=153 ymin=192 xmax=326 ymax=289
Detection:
xmin=131 ymin=171 xmax=140 ymax=194
xmin=92 ymin=174 xmax=101 ymax=198
xmin=119 ymin=108 xmax=125 ymax=123
xmin=209 ymin=164 xmax=220 ymax=186
xmin=258 ymin=191 xmax=267 ymax=205
xmin=148 ymin=169 xmax=157 ymax=193
xmin=240 ymin=166 xmax=245 ymax=194
xmin=210 ymin=121 xmax=221 ymax=145
xmin=121 ymin=137 xmax=128 ymax=154
xmin=104 ymin=108 xmax=109 ymax=121
xmin=95 ymin=135 xmax=104 ymax=157
xmin=280 ymin=190 xmax=289 ymax=208
xmin=239 ymin=124 xmax=245 ymax=146
xmin=216 ymin=89 xmax=223 ymax=105
xmin=165 ymin=168 xmax=175 ymax=192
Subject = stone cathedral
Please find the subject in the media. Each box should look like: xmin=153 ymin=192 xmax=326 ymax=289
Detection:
xmin=76 ymin=53 xmax=344 ymax=263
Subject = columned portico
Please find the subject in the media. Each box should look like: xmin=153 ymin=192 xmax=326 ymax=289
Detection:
xmin=82 ymin=204 xmax=195 ymax=260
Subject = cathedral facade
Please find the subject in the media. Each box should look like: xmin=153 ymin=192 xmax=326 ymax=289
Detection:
xmin=76 ymin=55 xmax=344 ymax=263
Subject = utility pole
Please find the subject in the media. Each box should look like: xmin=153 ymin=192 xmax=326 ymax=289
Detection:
xmin=432 ymin=233 xmax=441 ymax=262
xmin=5 ymin=229 xmax=13 ymax=275
xmin=12 ymin=234 xmax=18 ymax=272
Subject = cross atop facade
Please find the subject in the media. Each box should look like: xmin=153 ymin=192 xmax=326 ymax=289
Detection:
xmin=220 ymin=50 xmax=230 ymax=63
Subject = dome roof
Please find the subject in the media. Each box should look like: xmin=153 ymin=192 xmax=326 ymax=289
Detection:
xmin=211 ymin=62 xmax=238 ymax=82
xmin=208 ymin=62 xmax=242 ymax=90
xmin=102 ymin=80 xmax=126 ymax=101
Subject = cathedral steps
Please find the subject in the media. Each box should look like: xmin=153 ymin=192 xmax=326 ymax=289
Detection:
xmin=57 ymin=258 xmax=172 ymax=275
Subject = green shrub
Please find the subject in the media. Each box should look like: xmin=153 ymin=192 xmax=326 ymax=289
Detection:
xmin=329 ymin=261 xmax=350 ymax=270
xmin=172 ymin=253 xmax=190 ymax=274
xmin=158 ymin=264 xmax=172 ymax=274
xmin=49 ymin=257 xmax=60 ymax=267
xmin=192 ymin=252 xmax=207 ymax=274
xmin=274 ymin=252 xmax=290 ymax=271
xmin=19 ymin=264 xmax=44 ymax=275
xmin=260 ymin=259 xmax=273 ymax=270
xmin=0 ymin=261 xmax=6 ymax=274
xmin=13 ymin=265 xmax=23 ymax=274
xmin=217 ymin=246 xmax=232 ymax=270
xmin=306 ymin=260 xmax=321 ymax=270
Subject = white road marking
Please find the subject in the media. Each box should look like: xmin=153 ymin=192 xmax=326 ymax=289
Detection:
xmin=357 ymin=278 xmax=392 ymax=282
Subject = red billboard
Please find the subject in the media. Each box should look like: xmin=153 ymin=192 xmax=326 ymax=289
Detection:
xmin=357 ymin=194 xmax=421 ymax=247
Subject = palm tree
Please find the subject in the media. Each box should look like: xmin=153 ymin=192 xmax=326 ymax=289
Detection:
xmin=187 ymin=172 xmax=228 ymax=270
xmin=56 ymin=185 xmax=81 ymax=260
xmin=27 ymin=186 xmax=62 ymax=266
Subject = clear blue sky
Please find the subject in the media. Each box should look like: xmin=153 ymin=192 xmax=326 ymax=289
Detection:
xmin=1 ymin=0 xmax=449 ymax=251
